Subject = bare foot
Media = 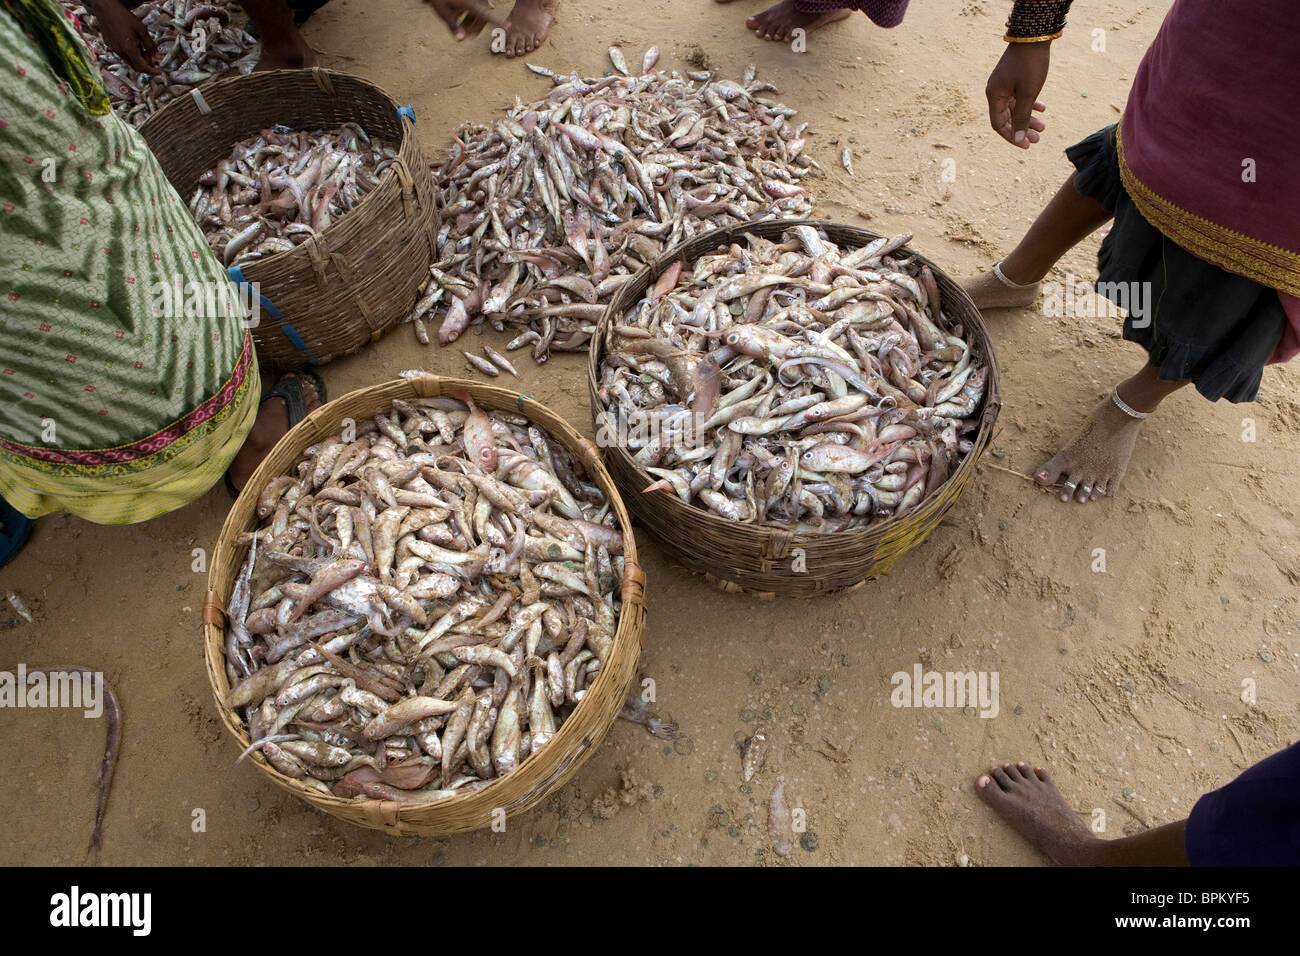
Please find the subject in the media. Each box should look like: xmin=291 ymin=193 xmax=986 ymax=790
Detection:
xmin=227 ymin=373 xmax=322 ymax=491
xmin=960 ymin=267 xmax=1041 ymax=311
xmin=1036 ymin=395 xmax=1143 ymax=503
xmin=503 ymin=0 xmax=557 ymax=57
xmin=976 ymin=762 xmax=1105 ymax=865
xmin=746 ymin=0 xmax=850 ymax=41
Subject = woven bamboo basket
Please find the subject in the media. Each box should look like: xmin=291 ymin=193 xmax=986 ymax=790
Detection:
xmin=587 ymin=220 xmax=1001 ymax=598
xmin=140 ymin=68 xmax=439 ymax=370
xmin=202 ymin=374 xmax=647 ymax=835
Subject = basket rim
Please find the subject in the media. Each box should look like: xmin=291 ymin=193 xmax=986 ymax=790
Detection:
xmin=203 ymin=374 xmax=643 ymax=820
xmin=138 ymin=67 xmax=421 ymax=277
xmin=586 ymin=217 xmax=1002 ymax=550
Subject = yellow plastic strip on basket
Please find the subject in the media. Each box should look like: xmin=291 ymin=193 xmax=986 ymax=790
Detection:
xmin=866 ymin=466 xmax=976 ymax=578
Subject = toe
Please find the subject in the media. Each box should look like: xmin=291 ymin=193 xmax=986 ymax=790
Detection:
xmin=1089 ymin=480 xmax=1106 ymax=501
xmin=1016 ymin=762 xmax=1039 ymax=783
xmin=990 ymin=766 xmax=1014 ymax=790
xmin=975 ymin=773 xmax=1006 ymax=803
xmin=1059 ymin=471 xmax=1084 ymax=502
xmin=1035 ymin=454 xmax=1067 ymax=487
xmin=1075 ymin=480 xmax=1093 ymax=504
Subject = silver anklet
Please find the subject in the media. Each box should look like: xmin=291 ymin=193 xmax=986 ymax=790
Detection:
xmin=992 ymin=261 xmax=1039 ymax=290
xmin=1112 ymin=387 xmax=1150 ymax=420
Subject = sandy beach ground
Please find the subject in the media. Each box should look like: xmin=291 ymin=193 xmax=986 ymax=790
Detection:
xmin=2 ymin=0 xmax=1297 ymax=866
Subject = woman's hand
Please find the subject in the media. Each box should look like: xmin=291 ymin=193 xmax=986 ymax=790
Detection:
xmin=87 ymin=0 xmax=160 ymax=75
xmin=986 ymin=41 xmax=1051 ymax=148
xmin=427 ymin=0 xmax=503 ymax=40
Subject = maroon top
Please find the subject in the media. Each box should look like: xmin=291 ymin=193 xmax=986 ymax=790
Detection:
xmin=1118 ymin=0 xmax=1300 ymax=361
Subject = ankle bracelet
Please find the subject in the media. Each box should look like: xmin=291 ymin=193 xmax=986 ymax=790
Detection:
xmin=1112 ymin=387 xmax=1150 ymax=419
xmin=992 ymin=261 xmax=1039 ymax=290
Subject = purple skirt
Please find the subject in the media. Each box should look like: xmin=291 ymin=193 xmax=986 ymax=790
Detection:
xmin=793 ymin=0 xmax=910 ymax=28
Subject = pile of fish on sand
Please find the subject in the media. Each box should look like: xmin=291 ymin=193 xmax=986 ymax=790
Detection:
xmin=190 ymin=124 xmax=396 ymax=267
xmin=405 ymin=46 xmax=816 ymax=363
xmin=223 ymin=394 xmax=626 ymax=800
xmin=64 ymin=1 xmax=258 ymax=127
xmin=596 ymin=226 xmax=988 ymax=531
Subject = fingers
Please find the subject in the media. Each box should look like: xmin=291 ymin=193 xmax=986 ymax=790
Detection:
xmin=134 ymin=21 xmax=156 ymax=56
xmin=460 ymin=13 xmax=489 ymax=37
xmin=122 ymin=44 xmax=157 ymax=75
xmin=431 ymin=0 xmax=467 ymax=37
xmin=1010 ymin=90 xmax=1037 ymax=146
xmin=130 ymin=19 xmax=162 ymax=74
xmin=455 ymin=0 xmax=504 ymax=27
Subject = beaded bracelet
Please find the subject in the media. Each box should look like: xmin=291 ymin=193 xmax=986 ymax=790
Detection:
xmin=1004 ymin=0 xmax=1073 ymax=43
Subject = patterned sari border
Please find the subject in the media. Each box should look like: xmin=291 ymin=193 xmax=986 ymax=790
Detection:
xmin=1116 ymin=124 xmax=1300 ymax=297
xmin=0 ymin=331 xmax=254 ymax=466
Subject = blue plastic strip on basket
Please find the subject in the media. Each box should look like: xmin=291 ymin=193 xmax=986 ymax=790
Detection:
xmin=398 ymin=104 xmax=416 ymax=125
xmin=227 ymin=266 xmax=282 ymax=320
xmin=280 ymin=323 xmax=319 ymax=365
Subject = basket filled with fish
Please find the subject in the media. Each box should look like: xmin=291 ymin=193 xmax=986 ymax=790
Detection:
xmin=202 ymin=374 xmax=647 ymax=835
xmin=139 ymin=68 xmax=439 ymax=369
xmin=588 ymin=220 xmax=1000 ymax=598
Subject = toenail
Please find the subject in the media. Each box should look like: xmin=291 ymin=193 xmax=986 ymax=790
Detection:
xmin=977 ymin=775 xmax=990 ymax=788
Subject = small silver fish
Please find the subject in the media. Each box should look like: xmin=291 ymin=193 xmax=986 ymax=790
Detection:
xmin=608 ymin=46 xmax=629 ymax=76
xmin=463 ymin=351 xmax=501 ymax=377
xmin=6 ymin=591 xmax=32 ymax=624
xmin=741 ymin=727 xmax=769 ymax=781
xmin=768 ymin=781 xmax=793 ymax=857
xmin=482 ymin=345 xmax=520 ymax=379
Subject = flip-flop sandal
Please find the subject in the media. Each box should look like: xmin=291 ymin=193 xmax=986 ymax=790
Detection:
xmin=225 ymin=370 xmax=328 ymax=498
xmin=0 ymin=495 xmax=33 ymax=569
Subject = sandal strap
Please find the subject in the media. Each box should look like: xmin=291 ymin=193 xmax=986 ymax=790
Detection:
xmin=261 ymin=371 xmax=325 ymax=430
